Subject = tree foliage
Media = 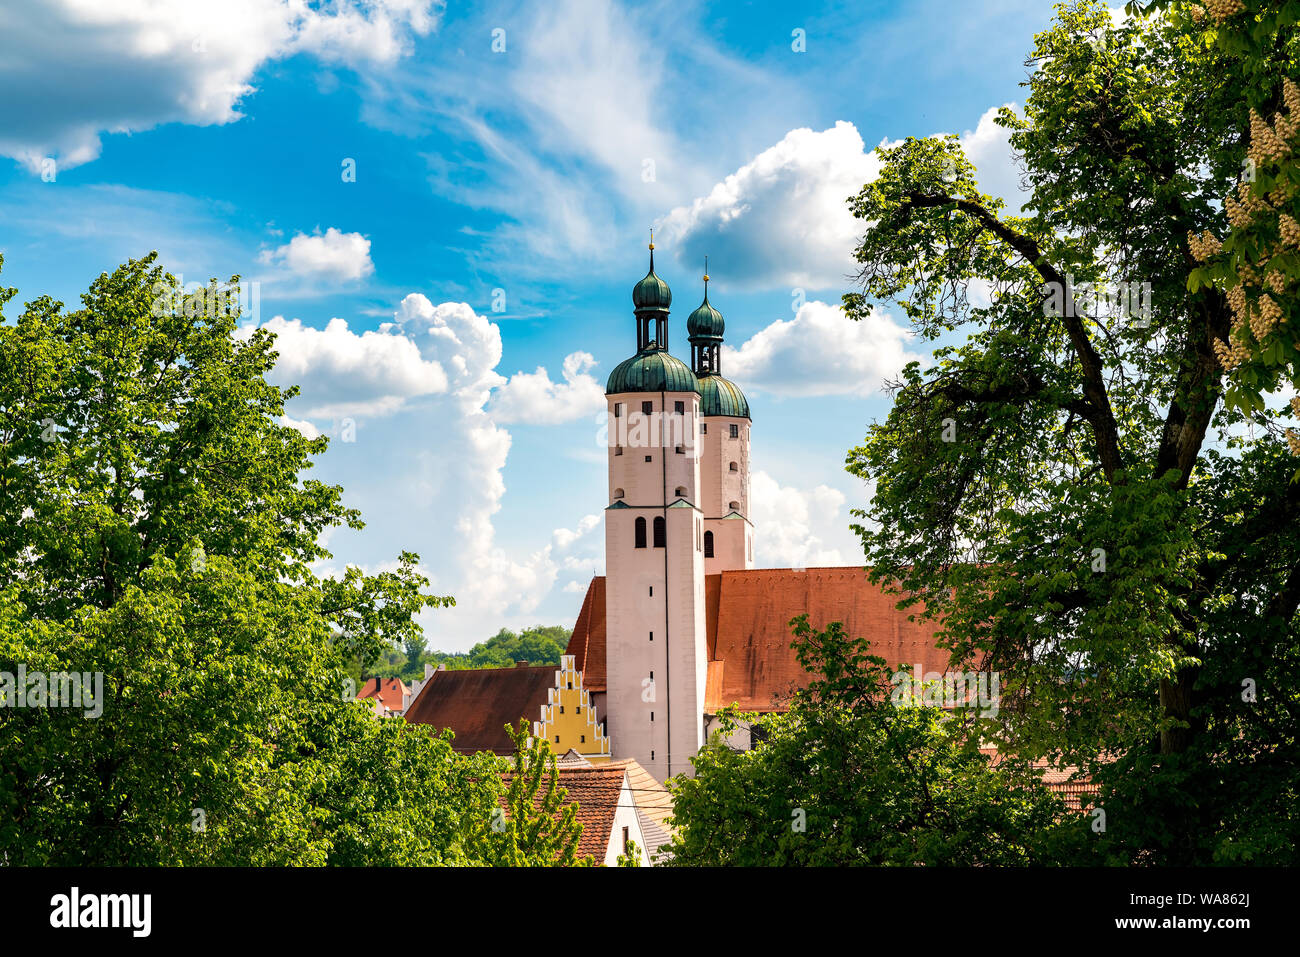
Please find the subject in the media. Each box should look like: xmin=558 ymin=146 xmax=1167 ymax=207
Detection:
xmin=467 ymin=721 xmax=588 ymax=867
xmin=1140 ymin=1 xmax=1300 ymax=434
xmin=663 ymin=617 xmax=1076 ymax=866
xmin=424 ymin=625 xmax=573 ymax=672
xmin=0 ymin=254 xmax=574 ymax=865
xmin=841 ymin=1 xmax=1300 ymax=864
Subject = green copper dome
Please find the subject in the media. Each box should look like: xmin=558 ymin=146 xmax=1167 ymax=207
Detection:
xmin=697 ymin=373 xmax=750 ymax=418
xmin=632 ymin=250 xmax=672 ymax=312
xmin=686 ymin=295 xmax=724 ymax=339
xmin=606 ymin=350 xmax=700 ymax=395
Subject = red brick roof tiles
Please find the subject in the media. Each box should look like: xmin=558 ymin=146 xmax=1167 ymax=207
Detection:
xmin=569 ymin=576 xmax=607 ymax=692
xmin=403 ymin=665 xmax=555 ymax=753
xmin=568 ymin=567 xmax=952 ymax=713
xmin=502 ymin=764 xmax=630 ymax=863
xmin=357 ymin=677 xmax=408 ymax=713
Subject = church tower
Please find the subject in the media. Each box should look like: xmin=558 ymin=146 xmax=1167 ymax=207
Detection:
xmin=603 ymin=239 xmax=709 ymax=782
xmin=687 ymin=263 xmax=753 ymax=574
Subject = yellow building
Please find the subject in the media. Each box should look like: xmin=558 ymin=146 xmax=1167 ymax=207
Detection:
xmin=405 ymin=655 xmax=610 ymax=764
xmin=534 ymin=655 xmax=610 ymax=762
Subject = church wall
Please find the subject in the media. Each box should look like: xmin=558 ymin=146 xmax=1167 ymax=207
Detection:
xmin=604 ymin=389 xmax=707 ymax=782
xmin=704 ymin=713 xmax=753 ymax=751
xmin=700 ymin=414 xmax=752 ymax=573
xmin=608 ymin=391 xmax=699 ymax=507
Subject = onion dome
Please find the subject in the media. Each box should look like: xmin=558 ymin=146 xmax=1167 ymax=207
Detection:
xmin=606 ymin=350 xmax=700 ymax=395
xmin=697 ymin=374 xmax=750 ymax=418
xmin=687 ymin=295 xmax=724 ymax=340
xmin=632 ymin=246 xmax=671 ymax=313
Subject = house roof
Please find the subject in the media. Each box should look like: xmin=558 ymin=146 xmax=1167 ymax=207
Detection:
xmin=501 ymin=764 xmax=633 ymax=863
xmin=556 ymin=765 xmax=633 ymax=862
xmin=403 ymin=664 xmax=556 ymax=753
xmin=357 ymin=677 xmax=408 ymax=712
xmin=605 ymin=757 xmax=674 ymax=862
xmin=567 ymin=567 xmax=951 ymax=712
xmin=568 ymin=576 xmax=607 ymax=693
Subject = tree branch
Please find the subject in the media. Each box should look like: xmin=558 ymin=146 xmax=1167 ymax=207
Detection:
xmin=903 ymin=191 xmax=1126 ymax=482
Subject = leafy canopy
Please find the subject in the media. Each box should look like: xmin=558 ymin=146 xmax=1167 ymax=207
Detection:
xmin=842 ymin=1 xmax=1300 ymax=864
xmin=0 ymin=254 xmax=579 ymax=865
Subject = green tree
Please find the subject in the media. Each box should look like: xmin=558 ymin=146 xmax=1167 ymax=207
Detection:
xmin=425 ymin=624 xmax=572 ymax=671
xmin=842 ymin=2 xmax=1300 ymax=863
xmin=466 ymin=721 xmax=588 ymax=866
xmin=0 ymin=254 xmax=567 ymax=866
xmin=662 ymin=617 xmax=1075 ymax=866
xmin=1138 ymin=1 xmax=1300 ymax=434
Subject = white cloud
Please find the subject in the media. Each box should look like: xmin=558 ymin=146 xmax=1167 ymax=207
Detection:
xmin=251 ymin=293 xmax=610 ymax=646
xmin=725 ymin=300 xmax=922 ymax=398
xmin=0 ymin=0 xmax=438 ymax=172
xmin=750 ymin=471 xmax=855 ymax=569
xmin=658 ymin=121 xmax=886 ymax=290
xmin=960 ymin=104 xmax=1026 ymax=213
xmin=488 ymin=351 xmax=606 ymax=425
xmin=552 ymin=513 xmax=600 ymax=551
xmin=659 ymin=106 xmax=1026 ymax=291
xmin=278 ymin=413 xmax=321 ymax=439
xmin=242 ymin=315 xmax=447 ymax=419
xmin=362 ymin=0 xmax=805 ymax=269
xmin=261 ymin=228 xmax=375 ymax=282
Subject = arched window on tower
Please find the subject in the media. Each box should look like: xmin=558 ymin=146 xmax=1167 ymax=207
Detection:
xmin=653 ymin=516 xmax=666 ymax=548
xmin=704 ymin=530 xmax=714 ymax=558
xmin=729 ymin=500 xmax=740 ymax=511
xmin=674 ymin=486 xmax=686 ymax=497
xmin=729 ymin=461 xmax=739 ymax=472
xmin=613 ymin=488 xmax=625 ymax=499
xmin=634 ymin=517 xmax=647 ymax=548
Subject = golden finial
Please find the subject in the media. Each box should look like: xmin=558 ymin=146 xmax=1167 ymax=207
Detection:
xmin=649 ymin=226 xmax=655 ymax=251
xmin=703 ymin=255 xmax=709 ymax=284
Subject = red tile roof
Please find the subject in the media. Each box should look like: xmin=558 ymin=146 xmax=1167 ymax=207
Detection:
xmin=357 ymin=677 xmax=408 ymax=713
xmin=568 ymin=576 xmax=607 ymax=692
xmin=501 ymin=764 xmax=631 ymax=863
xmin=568 ymin=567 xmax=953 ymax=712
xmin=403 ymin=665 xmax=555 ymax=753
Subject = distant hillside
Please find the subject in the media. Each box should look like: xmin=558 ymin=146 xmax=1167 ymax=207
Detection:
xmin=424 ymin=625 xmax=572 ymax=671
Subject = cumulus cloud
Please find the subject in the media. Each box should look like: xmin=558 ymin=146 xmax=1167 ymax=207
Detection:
xmin=254 ymin=294 xmax=607 ymax=645
xmin=552 ymin=513 xmax=601 ymax=551
xmin=960 ymin=104 xmax=1026 ymax=213
xmin=488 ymin=351 xmax=606 ymax=425
xmin=242 ymin=315 xmax=447 ymax=419
xmin=750 ymin=471 xmax=856 ymax=569
xmin=658 ymin=121 xmax=885 ymax=290
xmin=658 ymin=108 xmax=1024 ymax=290
xmin=278 ymin=413 xmax=321 ymax=439
xmin=260 ymin=228 xmax=375 ymax=282
xmin=724 ymin=300 xmax=922 ymax=398
xmin=0 ymin=0 xmax=438 ymax=172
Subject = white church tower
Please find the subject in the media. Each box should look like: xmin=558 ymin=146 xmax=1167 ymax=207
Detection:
xmin=687 ymin=261 xmax=753 ymax=574
xmin=604 ymin=240 xmax=708 ymax=782
xmin=603 ymin=242 xmax=752 ymax=781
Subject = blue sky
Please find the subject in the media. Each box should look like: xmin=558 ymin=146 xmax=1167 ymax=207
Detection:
xmin=0 ymin=0 xmax=1058 ymax=650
